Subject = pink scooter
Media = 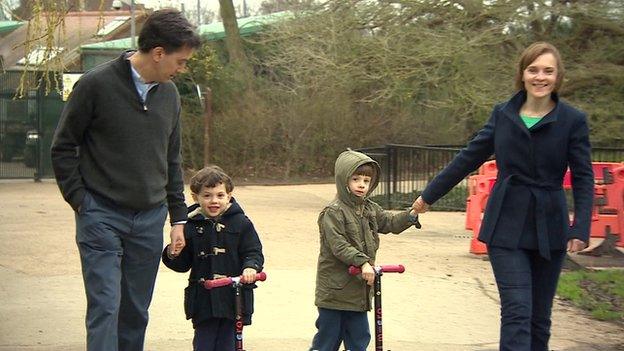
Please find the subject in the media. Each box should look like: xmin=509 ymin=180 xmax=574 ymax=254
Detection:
xmin=203 ymin=272 xmax=267 ymax=351
xmin=349 ymin=264 xmax=405 ymax=351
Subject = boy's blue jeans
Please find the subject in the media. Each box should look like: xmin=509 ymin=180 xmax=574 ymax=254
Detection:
xmin=193 ymin=318 xmax=236 ymax=351
xmin=310 ymin=307 xmax=370 ymax=351
xmin=488 ymin=246 xmax=566 ymax=351
xmin=75 ymin=191 xmax=166 ymax=351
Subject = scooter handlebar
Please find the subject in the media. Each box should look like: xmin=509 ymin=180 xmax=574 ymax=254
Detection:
xmin=204 ymin=277 xmax=233 ymax=289
xmin=203 ymin=272 xmax=267 ymax=290
xmin=348 ymin=264 xmax=405 ymax=275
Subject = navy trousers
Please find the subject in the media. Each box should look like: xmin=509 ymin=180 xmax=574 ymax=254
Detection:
xmin=310 ymin=307 xmax=370 ymax=351
xmin=488 ymin=246 xmax=566 ymax=351
xmin=75 ymin=191 xmax=167 ymax=351
xmin=193 ymin=318 xmax=236 ymax=351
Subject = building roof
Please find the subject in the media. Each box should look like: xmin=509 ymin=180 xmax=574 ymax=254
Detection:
xmin=0 ymin=10 xmax=149 ymax=70
xmin=0 ymin=21 xmax=24 ymax=35
xmin=81 ymin=11 xmax=291 ymax=52
xmin=201 ymin=11 xmax=290 ymax=41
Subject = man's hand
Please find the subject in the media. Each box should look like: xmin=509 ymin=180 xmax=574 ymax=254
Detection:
xmin=241 ymin=268 xmax=258 ymax=283
xmin=169 ymin=224 xmax=185 ymax=257
xmin=567 ymin=238 xmax=587 ymax=253
xmin=361 ymin=262 xmax=375 ymax=286
xmin=412 ymin=196 xmax=429 ymax=214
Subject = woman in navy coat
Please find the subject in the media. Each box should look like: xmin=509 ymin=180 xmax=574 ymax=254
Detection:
xmin=412 ymin=42 xmax=594 ymax=350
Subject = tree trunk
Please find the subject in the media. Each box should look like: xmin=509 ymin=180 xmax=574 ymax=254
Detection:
xmin=218 ymin=0 xmax=251 ymax=72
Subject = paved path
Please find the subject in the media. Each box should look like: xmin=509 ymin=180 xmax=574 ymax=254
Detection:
xmin=0 ymin=181 xmax=622 ymax=350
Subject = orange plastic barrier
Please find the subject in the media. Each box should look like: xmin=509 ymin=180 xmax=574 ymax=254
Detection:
xmin=590 ymin=164 xmax=624 ymax=247
xmin=466 ymin=162 xmax=624 ymax=254
xmin=479 ymin=160 xmax=498 ymax=177
xmin=465 ymin=174 xmax=495 ymax=254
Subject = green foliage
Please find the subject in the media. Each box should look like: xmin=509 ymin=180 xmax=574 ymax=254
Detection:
xmin=557 ymin=269 xmax=624 ymax=323
xmin=174 ymin=40 xmax=220 ymax=171
xmin=177 ymin=39 xmax=220 ymax=91
xmin=179 ymin=0 xmax=624 ymax=178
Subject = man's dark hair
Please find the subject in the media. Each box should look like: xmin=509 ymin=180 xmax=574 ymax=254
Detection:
xmin=138 ymin=9 xmax=201 ymax=53
xmin=190 ymin=165 xmax=234 ymax=194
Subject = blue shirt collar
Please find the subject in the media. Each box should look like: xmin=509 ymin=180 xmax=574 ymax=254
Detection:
xmin=126 ymin=53 xmax=158 ymax=102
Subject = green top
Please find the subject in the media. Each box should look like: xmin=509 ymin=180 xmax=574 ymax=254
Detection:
xmin=520 ymin=114 xmax=542 ymax=129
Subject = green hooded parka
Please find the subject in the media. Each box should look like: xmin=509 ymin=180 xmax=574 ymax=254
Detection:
xmin=314 ymin=150 xmax=414 ymax=312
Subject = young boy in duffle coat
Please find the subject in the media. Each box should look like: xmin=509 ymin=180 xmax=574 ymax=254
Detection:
xmin=162 ymin=165 xmax=264 ymax=351
xmin=309 ymin=149 xmax=420 ymax=351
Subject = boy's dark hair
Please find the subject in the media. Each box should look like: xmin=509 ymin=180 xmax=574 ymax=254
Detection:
xmin=190 ymin=165 xmax=234 ymax=194
xmin=353 ymin=163 xmax=377 ymax=181
xmin=138 ymin=9 xmax=201 ymax=53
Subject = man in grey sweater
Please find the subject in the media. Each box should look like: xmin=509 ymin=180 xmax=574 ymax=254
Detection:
xmin=51 ymin=9 xmax=200 ymax=351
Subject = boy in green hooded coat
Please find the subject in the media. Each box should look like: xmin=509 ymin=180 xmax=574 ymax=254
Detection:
xmin=309 ymin=150 xmax=419 ymax=351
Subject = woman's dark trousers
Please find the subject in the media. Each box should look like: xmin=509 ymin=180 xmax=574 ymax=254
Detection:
xmin=488 ymin=246 xmax=566 ymax=351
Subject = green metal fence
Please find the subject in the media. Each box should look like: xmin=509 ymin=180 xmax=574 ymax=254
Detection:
xmin=0 ymin=71 xmax=64 ymax=180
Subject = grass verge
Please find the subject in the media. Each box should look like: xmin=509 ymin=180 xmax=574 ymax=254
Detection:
xmin=557 ymin=269 xmax=624 ymax=324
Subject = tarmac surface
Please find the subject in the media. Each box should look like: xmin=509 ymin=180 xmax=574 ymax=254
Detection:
xmin=0 ymin=180 xmax=622 ymax=350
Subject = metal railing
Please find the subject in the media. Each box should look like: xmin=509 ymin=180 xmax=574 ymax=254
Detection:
xmin=359 ymin=144 xmax=624 ymax=211
xmin=0 ymin=71 xmax=63 ymax=180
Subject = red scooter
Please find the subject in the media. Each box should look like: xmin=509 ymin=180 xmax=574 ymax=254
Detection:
xmin=349 ymin=264 xmax=405 ymax=351
xmin=203 ymin=272 xmax=267 ymax=351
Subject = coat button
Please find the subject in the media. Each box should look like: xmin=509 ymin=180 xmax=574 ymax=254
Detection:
xmin=197 ymin=226 xmax=204 ymax=234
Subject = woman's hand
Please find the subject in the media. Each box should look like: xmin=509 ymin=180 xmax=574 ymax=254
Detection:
xmin=567 ymin=238 xmax=587 ymax=253
xmin=412 ymin=196 xmax=429 ymax=214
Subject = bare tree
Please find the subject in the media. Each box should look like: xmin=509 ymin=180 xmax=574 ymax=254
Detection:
xmin=218 ymin=0 xmax=251 ymax=73
xmin=258 ymin=0 xmax=315 ymax=14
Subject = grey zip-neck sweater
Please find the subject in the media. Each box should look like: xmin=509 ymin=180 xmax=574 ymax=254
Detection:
xmin=51 ymin=51 xmax=187 ymax=223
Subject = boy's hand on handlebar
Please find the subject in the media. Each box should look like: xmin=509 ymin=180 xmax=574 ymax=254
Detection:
xmin=361 ymin=262 xmax=375 ymax=286
xmin=241 ymin=268 xmax=258 ymax=283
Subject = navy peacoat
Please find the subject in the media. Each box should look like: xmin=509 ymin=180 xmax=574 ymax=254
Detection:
xmin=162 ymin=199 xmax=264 ymax=327
xmin=422 ymin=91 xmax=594 ymax=259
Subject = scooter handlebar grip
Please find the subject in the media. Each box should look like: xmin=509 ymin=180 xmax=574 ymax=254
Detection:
xmin=255 ymin=272 xmax=267 ymax=282
xmin=203 ymin=277 xmax=233 ymax=290
xmin=348 ymin=266 xmax=361 ymax=275
xmin=379 ymin=264 xmax=405 ymax=273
